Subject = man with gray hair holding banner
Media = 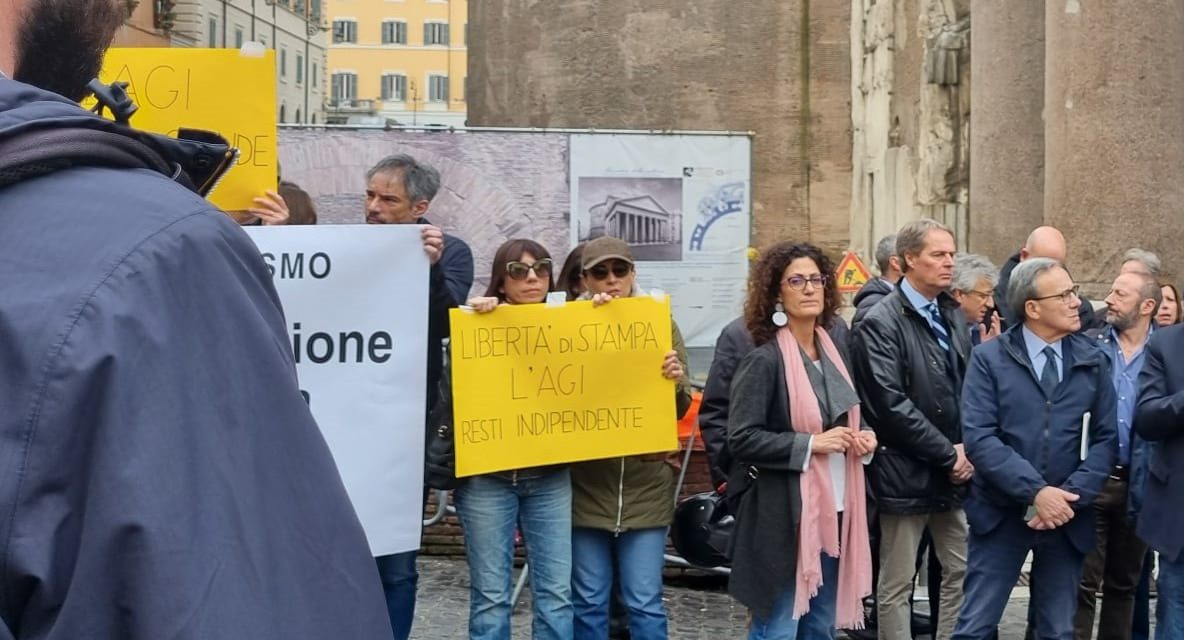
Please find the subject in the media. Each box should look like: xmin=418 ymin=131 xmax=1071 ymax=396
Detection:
xmin=364 ymin=153 xmax=475 ymax=640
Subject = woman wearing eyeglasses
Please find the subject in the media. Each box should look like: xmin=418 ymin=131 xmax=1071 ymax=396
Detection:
xmin=567 ymin=236 xmax=693 ymax=640
xmin=726 ymin=242 xmax=875 ymax=639
xmin=448 ymin=238 xmax=574 ymax=640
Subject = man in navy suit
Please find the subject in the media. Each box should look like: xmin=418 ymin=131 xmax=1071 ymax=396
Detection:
xmin=952 ymin=258 xmax=1118 ymax=639
xmin=1135 ymin=322 xmax=1184 ymax=640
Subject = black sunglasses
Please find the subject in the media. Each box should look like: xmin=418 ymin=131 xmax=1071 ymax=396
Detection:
xmin=585 ymin=262 xmax=633 ymax=280
xmin=506 ymin=259 xmax=553 ymax=281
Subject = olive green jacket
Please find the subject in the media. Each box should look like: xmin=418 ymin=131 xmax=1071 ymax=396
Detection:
xmin=571 ymin=317 xmax=693 ymax=531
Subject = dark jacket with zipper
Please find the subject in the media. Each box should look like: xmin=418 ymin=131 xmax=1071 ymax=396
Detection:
xmin=725 ymin=337 xmax=866 ymax=618
xmin=960 ymin=327 xmax=1117 ymax=554
xmin=1089 ymin=325 xmax=1153 ymax=524
xmin=850 ymin=282 xmax=972 ymax=515
xmin=852 ymin=276 xmax=896 ymax=329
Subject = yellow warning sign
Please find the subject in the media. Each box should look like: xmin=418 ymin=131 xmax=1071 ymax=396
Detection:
xmin=836 ymin=251 xmax=872 ymax=293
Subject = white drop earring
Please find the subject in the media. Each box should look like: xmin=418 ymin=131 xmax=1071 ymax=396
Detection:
xmin=772 ymin=301 xmax=788 ymax=327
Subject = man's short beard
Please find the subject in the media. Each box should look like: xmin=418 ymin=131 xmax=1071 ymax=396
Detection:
xmin=1107 ymin=308 xmax=1138 ymax=332
xmin=14 ymin=0 xmax=125 ymax=102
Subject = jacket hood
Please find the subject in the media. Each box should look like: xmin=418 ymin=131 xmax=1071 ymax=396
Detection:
xmin=853 ymin=277 xmax=894 ymax=306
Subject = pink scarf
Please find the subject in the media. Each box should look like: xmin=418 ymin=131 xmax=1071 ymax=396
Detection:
xmin=776 ymin=326 xmax=872 ymax=630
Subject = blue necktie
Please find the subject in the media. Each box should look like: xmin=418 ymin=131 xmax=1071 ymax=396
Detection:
xmin=1040 ymin=346 xmax=1059 ymax=397
xmin=926 ymin=303 xmax=950 ymax=352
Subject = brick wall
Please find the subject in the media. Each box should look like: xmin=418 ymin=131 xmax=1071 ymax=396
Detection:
xmin=421 ymin=445 xmax=716 ymax=566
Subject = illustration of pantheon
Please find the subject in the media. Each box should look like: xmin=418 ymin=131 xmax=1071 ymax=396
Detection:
xmin=589 ymin=195 xmax=682 ymax=245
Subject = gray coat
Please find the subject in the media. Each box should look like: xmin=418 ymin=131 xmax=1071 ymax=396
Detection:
xmin=726 ymin=338 xmax=864 ymax=618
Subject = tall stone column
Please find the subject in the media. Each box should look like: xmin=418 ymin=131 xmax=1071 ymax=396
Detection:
xmin=1045 ymin=0 xmax=1184 ymax=290
xmin=968 ymin=0 xmax=1046 ymax=263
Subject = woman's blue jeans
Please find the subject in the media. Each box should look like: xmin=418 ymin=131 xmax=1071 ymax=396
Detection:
xmin=455 ymin=470 xmax=573 ymax=640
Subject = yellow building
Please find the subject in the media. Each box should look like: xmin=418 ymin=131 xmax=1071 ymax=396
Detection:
xmin=325 ymin=0 xmax=467 ymax=127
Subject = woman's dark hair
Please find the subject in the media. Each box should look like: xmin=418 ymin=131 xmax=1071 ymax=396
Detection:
xmin=279 ymin=181 xmax=318 ymax=225
xmin=483 ymin=238 xmax=554 ymax=302
xmin=558 ymin=242 xmax=587 ymax=301
xmin=1163 ymin=283 xmax=1183 ymax=325
xmin=744 ymin=241 xmax=841 ymax=346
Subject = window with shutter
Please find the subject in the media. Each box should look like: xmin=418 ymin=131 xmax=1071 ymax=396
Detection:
xmin=428 ymin=75 xmax=449 ymax=102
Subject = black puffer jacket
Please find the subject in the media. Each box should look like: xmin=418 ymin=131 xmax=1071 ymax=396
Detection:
xmin=850 ymin=284 xmax=972 ymax=515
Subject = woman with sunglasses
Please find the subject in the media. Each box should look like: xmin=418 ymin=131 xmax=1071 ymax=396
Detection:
xmin=447 ymin=238 xmax=574 ymax=640
xmin=567 ymin=236 xmax=693 ymax=640
xmin=726 ymin=242 xmax=874 ymax=639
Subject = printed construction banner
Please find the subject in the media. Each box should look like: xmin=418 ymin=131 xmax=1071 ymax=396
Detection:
xmin=244 ymin=225 xmax=427 ymax=557
xmin=449 ymin=296 xmax=678 ymax=476
xmin=95 ymin=48 xmax=277 ymax=211
xmin=278 ymin=128 xmax=752 ymax=348
xmin=569 ymin=134 xmax=751 ymax=347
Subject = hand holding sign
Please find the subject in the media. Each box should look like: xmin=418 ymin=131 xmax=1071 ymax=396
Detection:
xmin=661 ymin=350 xmax=683 ymax=380
xmin=250 ymin=190 xmax=290 ymax=225
xmin=449 ymin=297 xmax=678 ymax=476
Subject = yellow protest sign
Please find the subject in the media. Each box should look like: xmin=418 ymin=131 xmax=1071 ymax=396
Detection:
xmin=449 ymin=297 xmax=678 ymax=477
xmin=90 ymin=48 xmax=276 ymax=211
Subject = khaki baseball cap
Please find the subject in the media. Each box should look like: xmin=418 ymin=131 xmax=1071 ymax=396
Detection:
xmin=581 ymin=236 xmax=635 ymax=271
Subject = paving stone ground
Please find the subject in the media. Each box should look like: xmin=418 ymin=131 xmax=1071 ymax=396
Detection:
xmin=408 ymin=556 xmax=1058 ymax=639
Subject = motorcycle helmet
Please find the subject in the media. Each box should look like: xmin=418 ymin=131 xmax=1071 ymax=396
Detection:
xmin=670 ymin=491 xmax=734 ymax=568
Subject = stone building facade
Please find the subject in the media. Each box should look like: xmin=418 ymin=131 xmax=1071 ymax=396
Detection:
xmin=168 ymin=0 xmax=328 ymax=125
xmin=467 ymin=1 xmax=854 ymax=257
xmin=468 ymin=0 xmax=1184 ymax=291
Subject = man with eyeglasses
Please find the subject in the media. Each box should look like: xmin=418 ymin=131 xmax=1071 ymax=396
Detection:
xmin=851 ymin=218 xmax=973 ymax=640
xmin=951 ymin=254 xmax=1002 ymax=345
xmin=994 ymin=226 xmax=1101 ymax=331
xmin=364 ymin=154 xmax=474 ymax=640
xmin=953 ymin=258 xmax=1117 ymax=639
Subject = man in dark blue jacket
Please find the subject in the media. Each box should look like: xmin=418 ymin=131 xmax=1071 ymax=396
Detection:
xmin=0 ymin=2 xmax=393 ymax=637
xmin=1134 ymin=323 xmax=1184 ymax=640
xmin=953 ymin=258 xmax=1118 ymax=640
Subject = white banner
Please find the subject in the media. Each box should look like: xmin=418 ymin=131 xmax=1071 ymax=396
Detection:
xmin=245 ymin=225 xmax=428 ymax=557
xmin=569 ymin=134 xmax=751 ymax=347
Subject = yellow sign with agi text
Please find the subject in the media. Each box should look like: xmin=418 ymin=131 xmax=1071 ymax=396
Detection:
xmin=449 ymin=297 xmax=678 ymax=477
xmin=90 ymin=48 xmax=277 ymax=211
